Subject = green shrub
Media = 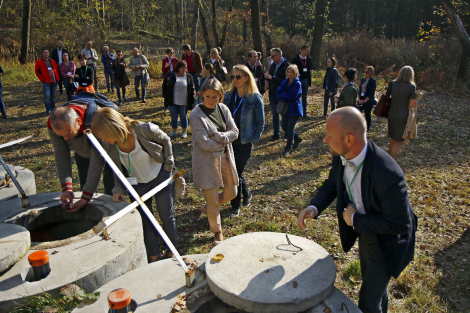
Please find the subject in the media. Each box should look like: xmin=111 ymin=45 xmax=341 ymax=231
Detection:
xmin=1 ymin=60 xmax=37 ymax=85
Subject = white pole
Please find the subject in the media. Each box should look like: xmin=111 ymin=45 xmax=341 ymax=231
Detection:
xmin=85 ymin=131 xmax=188 ymax=273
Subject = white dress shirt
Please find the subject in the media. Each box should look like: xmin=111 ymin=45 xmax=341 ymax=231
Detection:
xmin=57 ymin=49 xmax=63 ymax=65
xmin=307 ymin=142 xmax=368 ymax=226
xmin=118 ymin=139 xmax=162 ymax=184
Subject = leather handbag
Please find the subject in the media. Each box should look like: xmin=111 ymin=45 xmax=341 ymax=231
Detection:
xmin=373 ymin=83 xmax=392 ymax=118
xmin=276 ymin=100 xmax=288 ymax=115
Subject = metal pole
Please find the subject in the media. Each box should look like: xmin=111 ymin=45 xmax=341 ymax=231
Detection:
xmin=0 ymin=155 xmax=30 ymax=208
xmin=0 ymin=132 xmax=38 ymax=150
xmin=85 ymin=131 xmax=189 ymax=273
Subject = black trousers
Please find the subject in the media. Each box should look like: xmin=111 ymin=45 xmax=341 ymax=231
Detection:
xmin=358 ymin=233 xmax=392 ymax=313
xmin=230 ymin=142 xmax=253 ymax=209
xmin=362 ymin=100 xmax=376 ymax=132
xmin=75 ymin=152 xmax=114 ymax=195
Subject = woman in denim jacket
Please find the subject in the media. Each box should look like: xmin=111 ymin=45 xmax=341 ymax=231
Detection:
xmin=223 ymin=64 xmax=265 ymax=217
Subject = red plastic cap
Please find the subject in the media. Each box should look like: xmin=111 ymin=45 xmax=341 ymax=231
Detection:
xmin=28 ymin=250 xmax=50 ymax=267
xmin=108 ymin=288 xmax=131 ymax=310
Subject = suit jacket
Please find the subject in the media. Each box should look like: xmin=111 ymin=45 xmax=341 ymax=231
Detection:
xmin=359 ymin=77 xmax=377 ymax=101
xmin=51 ymin=48 xmax=68 ymax=66
xmin=309 ymin=140 xmax=417 ymax=278
xmin=267 ymin=58 xmax=290 ymax=97
xmin=245 ymin=62 xmax=266 ymax=94
xmin=291 ymin=54 xmax=312 ymax=86
xmin=322 ymin=67 xmax=339 ymax=91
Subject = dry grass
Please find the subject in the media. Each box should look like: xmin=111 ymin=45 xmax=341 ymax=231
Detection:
xmin=0 ymin=44 xmax=469 ymax=313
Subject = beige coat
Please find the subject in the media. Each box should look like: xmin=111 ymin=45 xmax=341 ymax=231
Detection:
xmin=402 ymin=106 xmax=417 ymax=144
xmin=190 ymin=103 xmax=239 ymax=190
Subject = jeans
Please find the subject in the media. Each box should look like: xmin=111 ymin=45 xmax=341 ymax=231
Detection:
xmin=104 ymin=68 xmax=114 ymax=92
xmin=230 ymin=143 xmax=253 ymax=209
xmin=116 ymin=84 xmax=126 ymax=101
xmin=62 ymin=79 xmax=74 ymax=101
xmin=282 ymin=115 xmax=300 ymax=149
xmin=189 ymin=73 xmax=200 ymax=92
xmin=0 ymin=84 xmax=6 ymax=116
xmin=323 ymin=89 xmax=336 ymax=116
xmin=300 ymin=79 xmax=309 ymax=117
xmin=134 ymin=74 xmax=147 ymax=100
xmin=168 ymin=105 xmax=188 ymax=129
xmin=129 ymin=168 xmax=177 ymax=256
xmin=58 ymin=76 xmax=64 ymax=94
xmin=42 ymin=82 xmax=58 ymax=113
xmin=92 ymin=63 xmax=99 ymax=92
xmin=358 ymin=233 xmax=392 ymax=313
xmin=269 ymin=95 xmax=280 ymax=137
xmin=74 ymin=152 xmax=114 ymax=195
xmin=362 ymin=100 xmax=375 ymax=132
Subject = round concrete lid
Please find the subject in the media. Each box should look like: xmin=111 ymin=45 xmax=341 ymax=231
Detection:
xmin=205 ymin=232 xmax=336 ymax=313
xmin=0 ymin=223 xmax=30 ymax=273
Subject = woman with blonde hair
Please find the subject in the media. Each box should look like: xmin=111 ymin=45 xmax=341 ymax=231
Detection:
xmin=190 ymin=79 xmax=239 ymax=244
xmin=386 ymin=65 xmax=417 ymax=159
xmin=276 ymin=64 xmax=303 ymax=156
xmin=91 ymin=108 xmax=177 ymax=263
xmin=223 ymin=64 xmax=265 ymax=217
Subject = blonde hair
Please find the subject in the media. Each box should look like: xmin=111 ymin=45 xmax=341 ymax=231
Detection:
xmin=286 ymin=64 xmax=299 ymax=78
xmin=365 ymin=66 xmax=374 ymax=77
xmin=228 ymin=64 xmax=260 ymax=98
xmin=91 ymin=108 xmax=139 ymax=142
xmin=201 ymin=79 xmax=224 ymax=102
xmin=210 ymin=48 xmax=219 ymax=56
xmin=395 ymin=66 xmax=415 ymax=85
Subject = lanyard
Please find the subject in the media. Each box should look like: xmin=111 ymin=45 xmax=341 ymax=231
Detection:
xmin=81 ymin=65 xmax=88 ymax=78
xmin=251 ymin=64 xmax=257 ymax=75
xmin=346 ymin=161 xmax=364 ymax=205
xmin=300 ymin=55 xmax=307 ymax=67
xmin=233 ymin=93 xmax=244 ymax=118
xmin=116 ymin=139 xmax=131 ymax=176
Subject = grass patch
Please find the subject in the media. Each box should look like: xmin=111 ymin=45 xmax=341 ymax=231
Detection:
xmin=1 ymin=59 xmax=38 ymax=86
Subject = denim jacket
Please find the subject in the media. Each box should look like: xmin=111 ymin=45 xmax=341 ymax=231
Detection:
xmin=223 ymin=91 xmax=265 ymax=145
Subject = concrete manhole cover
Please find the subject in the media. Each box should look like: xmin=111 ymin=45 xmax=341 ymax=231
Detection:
xmin=205 ymin=232 xmax=336 ymax=313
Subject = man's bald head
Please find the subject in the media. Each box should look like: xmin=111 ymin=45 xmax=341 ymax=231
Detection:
xmin=50 ymin=107 xmax=79 ymax=131
xmin=328 ymin=107 xmax=367 ymax=141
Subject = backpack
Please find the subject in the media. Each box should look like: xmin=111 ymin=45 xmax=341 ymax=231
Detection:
xmin=60 ymin=92 xmax=119 ymax=129
xmin=336 ymin=74 xmax=344 ymax=87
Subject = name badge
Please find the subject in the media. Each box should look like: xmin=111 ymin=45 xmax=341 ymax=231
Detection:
xmin=361 ymin=93 xmax=365 ymax=97
xmin=255 ymin=78 xmax=259 ymax=81
xmin=47 ymin=67 xmax=52 ymax=70
xmin=303 ymin=68 xmax=307 ymax=72
xmin=67 ymin=72 xmax=72 ymax=75
xmin=82 ymin=83 xmax=87 ymax=86
xmin=127 ymin=177 xmax=138 ymax=185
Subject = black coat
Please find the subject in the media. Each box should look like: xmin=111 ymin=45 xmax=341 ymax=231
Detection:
xmin=358 ymin=77 xmax=377 ymax=101
xmin=267 ymin=58 xmax=290 ymax=97
xmin=309 ymin=140 xmax=417 ymax=278
xmin=245 ymin=62 xmax=266 ymax=94
xmin=291 ymin=55 xmax=312 ymax=86
xmin=51 ymin=48 xmax=69 ymax=65
xmin=322 ymin=67 xmax=339 ymax=91
xmin=162 ymin=71 xmax=195 ymax=109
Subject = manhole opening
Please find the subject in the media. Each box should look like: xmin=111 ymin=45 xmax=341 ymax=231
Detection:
xmin=13 ymin=204 xmax=104 ymax=242
xmin=107 ymin=299 xmax=138 ymax=313
xmin=194 ymin=296 xmax=247 ymax=313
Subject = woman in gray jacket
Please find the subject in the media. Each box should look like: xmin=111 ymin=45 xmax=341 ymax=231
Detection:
xmin=91 ymin=108 xmax=176 ymax=263
xmin=190 ymin=79 xmax=239 ymax=245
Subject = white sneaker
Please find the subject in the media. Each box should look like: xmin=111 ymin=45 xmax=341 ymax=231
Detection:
xmin=181 ymin=132 xmax=188 ymax=138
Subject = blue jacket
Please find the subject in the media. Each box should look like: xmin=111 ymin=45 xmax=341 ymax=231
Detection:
xmin=323 ymin=66 xmax=339 ymax=91
xmin=276 ymin=78 xmax=303 ymax=117
xmin=223 ymin=91 xmax=265 ymax=145
xmin=359 ymin=77 xmax=377 ymax=101
xmin=101 ymin=53 xmax=115 ymax=70
xmin=199 ymin=75 xmax=216 ymax=91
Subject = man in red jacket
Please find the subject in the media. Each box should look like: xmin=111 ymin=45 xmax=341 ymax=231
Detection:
xmin=35 ymin=48 xmax=60 ymax=115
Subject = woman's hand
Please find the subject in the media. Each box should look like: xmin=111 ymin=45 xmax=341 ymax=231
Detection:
xmin=409 ymin=99 xmax=417 ymax=109
xmin=358 ymin=100 xmax=364 ymax=105
xmin=113 ymin=194 xmax=126 ymax=202
xmin=329 ymin=92 xmax=333 ymax=96
xmin=74 ymin=74 xmax=79 ymax=78
xmin=165 ymin=63 xmax=170 ymax=68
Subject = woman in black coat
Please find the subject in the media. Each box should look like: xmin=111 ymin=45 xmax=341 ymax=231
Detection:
xmin=358 ymin=66 xmax=377 ymax=133
xmin=322 ymin=57 xmax=339 ymax=119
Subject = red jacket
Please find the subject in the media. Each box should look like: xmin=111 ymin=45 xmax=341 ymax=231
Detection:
xmin=162 ymin=57 xmax=179 ymax=77
xmin=35 ymin=58 xmax=60 ymax=84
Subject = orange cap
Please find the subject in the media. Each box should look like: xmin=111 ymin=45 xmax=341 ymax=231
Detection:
xmin=108 ymin=288 xmax=131 ymax=310
xmin=28 ymin=250 xmax=50 ymax=267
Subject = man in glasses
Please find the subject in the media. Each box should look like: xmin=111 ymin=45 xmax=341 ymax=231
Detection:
xmin=264 ymin=48 xmax=290 ymax=141
xmin=181 ymin=44 xmax=203 ymax=91
xmin=245 ymin=50 xmax=265 ymax=94
xmin=162 ymin=48 xmax=178 ymax=78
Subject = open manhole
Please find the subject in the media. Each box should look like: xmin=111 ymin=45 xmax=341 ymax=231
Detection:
xmin=13 ymin=204 xmax=104 ymax=243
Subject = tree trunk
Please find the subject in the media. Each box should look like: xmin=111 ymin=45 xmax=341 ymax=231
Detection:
xmin=458 ymin=49 xmax=469 ymax=80
xmin=191 ymin=0 xmax=200 ymax=51
xmin=102 ymin=0 xmax=105 ymax=28
xmin=199 ymin=0 xmax=212 ymax=56
xmin=251 ymin=0 xmax=263 ymax=53
xmin=211 ymin=0 xmax=220 ymax=46
xmin=243 ymin=19 xmax=247 ymax=43
xmin=181 ymin=0 xmax=184 ymax=41
xmin=19 ymin=0 xmax=31 ymax=64
xmin=261 ymin=0 xmax=272 ymax=59
xmin=310 ymin=0 xmax=326 ymax=70
xmin=217 ymin=0 xmax=235 ymax=49
xmin=440 ymin=0 xmax=470 ymax=56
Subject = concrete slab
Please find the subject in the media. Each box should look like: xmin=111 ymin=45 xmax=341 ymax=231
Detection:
xmin=0 ymin=193 xmax=147 ymax=313
xmin=305 ymin=287 xmax=362 ymax=313
xmin=0 ymin=165 xmax=36 ymax=200
xmin=205 ymin=232 xmax=336 ymax=313
xmin=72 ymin=254 xmax=209 ymax=313
xmin=0 ymin=224 xmax=30 ymax=274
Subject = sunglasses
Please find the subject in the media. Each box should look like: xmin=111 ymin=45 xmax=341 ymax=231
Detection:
xmin=168 ymin=51 xmax=174 ymax=54
xmin=231 ymin=74 xmax=248 ymax=80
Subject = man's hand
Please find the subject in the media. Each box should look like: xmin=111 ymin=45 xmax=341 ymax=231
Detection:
xmin=329 ymin=92 xmax=333 ymax=96
xmin=66 ymin=199 xmax=88 ymax=212
xmin=113 ymin=194 xmax=126 ymax=202
xmin=264 ymin=73 xmax=272 ymax=79
xmin=165 ymin=63 xmax=171 ymax=68
xmin=61 ymin=191 xmax=74 ymax=208
xmin=297 ymin=207 xmax=317 ymax=230
xmin=343 ymin=205 xmax=357 ymax=227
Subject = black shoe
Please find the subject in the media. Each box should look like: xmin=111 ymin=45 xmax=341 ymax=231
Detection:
xmin=269 ymin=134 xmax=280 ymax=141
xmin=1 ymin=114 xmax=7 ymax=119
xmin=46 ymin=111 xmax=51 ymax=116
xmin=292 ymin=136 xmax=303 ymax=149
xmin=283 ymin=132 xmax=287 ymax=139
xmin=243 ymin=193 xmax=252 ymax=207
xmin=282 ymin=147 xmax=292 ymax=157
xmin=123 ymin=96 xmax=128 ymax=101
xmin=118 ymin=100 xmax=122 ymax=106
xmin=230 ymin=207 xmax=240 ymax=217
xmin=142 ymin=99 xmax=147 ymax=103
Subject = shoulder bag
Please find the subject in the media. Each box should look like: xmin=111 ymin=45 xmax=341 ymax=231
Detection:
xmin=373 ymin=82 xmax=392 ymax=118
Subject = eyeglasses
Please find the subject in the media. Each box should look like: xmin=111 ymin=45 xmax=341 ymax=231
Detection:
xmin=230 ymin=74 xmax=248 ymax=80
xmin=168 ymin=51 xmax=174 ymax=54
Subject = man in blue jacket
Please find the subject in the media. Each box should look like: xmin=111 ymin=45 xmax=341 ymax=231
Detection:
xmin=298 ymin=107 xmax=417 ymax=313
xmin=101 ymin=46 xmax=115 ymax=93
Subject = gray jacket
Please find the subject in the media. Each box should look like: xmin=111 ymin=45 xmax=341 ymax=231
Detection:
xmin=105 ymin=122 xmax=175 ymax=195
xmin=190 ymin=103 xmax=239 ymax=190
xmin=128 ymin=54 xmax=149 ymax=78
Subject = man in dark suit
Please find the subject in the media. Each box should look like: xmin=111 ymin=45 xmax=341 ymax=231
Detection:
xmin=297 ymin=107 xmax=417 ymax=313
xmin=291 ymin=45 xmax=312 ymax=118
xmin=51 ymin=40 xmax=68 ymax=95
xmin=245 ymin=50 xmax=265 ymax=95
